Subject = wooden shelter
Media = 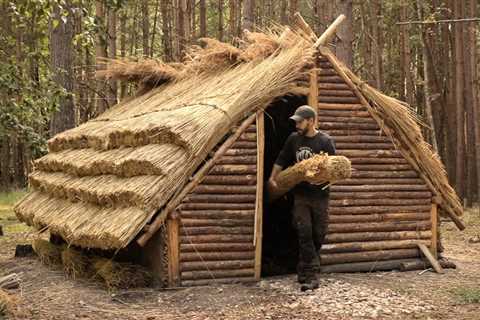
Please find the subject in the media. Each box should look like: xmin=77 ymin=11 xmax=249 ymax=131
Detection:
xmin=14 ymin=16 xmax=464 ymax=287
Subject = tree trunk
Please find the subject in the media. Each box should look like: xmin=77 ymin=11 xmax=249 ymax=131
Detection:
xmin=50 ymin=0 xmax=76 ymax=135
xmin=229 ymin=0 xmax=236 ymax=39
xmin=120 ymin=8 xmax=127 ymax=98
xmin=243 ymin=0 xmax=255 ymax=31
xmin=369 ymin=0 xmax=382 ymax=89
xmin=280 ymin=0 xmax=288 ymax=25
xmin=150 ymin=0 xmax=161 ymax=57
xmin=470 ymin=0 xmax=480 ymax=203
xmin=199 ymin=0 xmax=207 ymax=37
xmin=142 ymin=0 xmax=150 ymax=57
xmin=218 ymin=0 xmax=224 ymax=41
xmin=95 ymin=0 xmax=108 ymax=114
xmin=0 ymin=140 xmax=11 ymax=191
xmin=289 ymin=0 xmax=298 ymax=22
xmin=176 ymin=0 xmax=187 ymax=59
xmin=107 ymin=7 xmax=117 ymax=106
xmin=335 ymin=0 xmax=353 ymax=68
xmin=161 ymin=0 xmax=173 ymax=61
xmin=454 ymin=0 xmax=465 ymax=201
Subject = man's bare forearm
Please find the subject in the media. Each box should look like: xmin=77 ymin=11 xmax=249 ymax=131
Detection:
xmin=269 ymin=164 xmax=283 ymax=182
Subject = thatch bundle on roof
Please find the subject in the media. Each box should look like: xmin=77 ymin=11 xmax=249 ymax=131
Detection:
xmin=93 ymin=258 xmax=153 ymax=289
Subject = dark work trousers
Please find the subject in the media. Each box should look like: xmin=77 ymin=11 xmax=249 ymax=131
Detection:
xmin=292 ymin=194 xmax=329 ymax=275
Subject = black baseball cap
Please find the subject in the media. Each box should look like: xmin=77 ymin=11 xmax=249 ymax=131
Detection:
xmin=289 ymin=105 xmax=317 ymax=122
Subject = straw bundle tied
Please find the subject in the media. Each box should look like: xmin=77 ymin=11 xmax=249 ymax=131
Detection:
xmin=93 ymin=257 xmax=153 ymax=290
xmin=0 ymin=289 xmax=19 ymax=318
xmin=15 ymin=32 xmax=315 ymax=250
xmin=32 ymin=238 xmax=64 ymax=266
xmin=268 ymin=154 xmax=351 ymax=202
xmin=62 ymin=247 xmax=93 ymax=279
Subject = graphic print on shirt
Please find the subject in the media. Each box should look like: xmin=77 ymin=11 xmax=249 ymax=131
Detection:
xmin=296 ymin=147 xmax=314 ymax=163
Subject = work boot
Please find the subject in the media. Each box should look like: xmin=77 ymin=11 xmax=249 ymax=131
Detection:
xmin=300 ymin=273 xmax=319 ymax=291
xmin=297 ymin=262 xmax=307 ymax=284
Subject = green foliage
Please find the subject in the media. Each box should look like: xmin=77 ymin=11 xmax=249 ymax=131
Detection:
xmin=451 ymin=287 xmax=480 ymax=304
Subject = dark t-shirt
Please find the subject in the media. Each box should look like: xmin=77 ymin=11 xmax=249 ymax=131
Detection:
xmin=275 ymin=131 xmax=336 ymax=198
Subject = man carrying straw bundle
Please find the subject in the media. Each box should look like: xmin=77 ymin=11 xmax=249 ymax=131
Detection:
xmin=268 ymin=105 xmax=335 ymax=291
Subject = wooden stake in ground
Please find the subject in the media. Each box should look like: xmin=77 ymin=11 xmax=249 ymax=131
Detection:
xmin=268 ymin=153 xmax=351 ymax=202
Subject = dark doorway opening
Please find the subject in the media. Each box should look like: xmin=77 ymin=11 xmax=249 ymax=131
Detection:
xmin=261 ymin=94 xmax=307 ymax=276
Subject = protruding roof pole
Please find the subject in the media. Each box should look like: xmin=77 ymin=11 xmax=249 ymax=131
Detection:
xmin=314 ymin=14 xmax=346 ymax=48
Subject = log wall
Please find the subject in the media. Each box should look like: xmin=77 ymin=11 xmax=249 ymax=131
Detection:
xmin=316 ymin=54 xmax=432 ymax=272
xmin=176 ymin=121 xmax=258 ymax=286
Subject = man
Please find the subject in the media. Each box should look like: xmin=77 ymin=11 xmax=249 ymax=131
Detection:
xmin=268 ymin=105 xmax=335 ymax=291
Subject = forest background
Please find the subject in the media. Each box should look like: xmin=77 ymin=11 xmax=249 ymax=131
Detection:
xmin=0 ymin=0 xmax=479 ymax=207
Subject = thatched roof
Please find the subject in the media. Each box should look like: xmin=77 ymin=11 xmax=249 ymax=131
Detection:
xmin=14 ymin=29 xmax=314 ymax=249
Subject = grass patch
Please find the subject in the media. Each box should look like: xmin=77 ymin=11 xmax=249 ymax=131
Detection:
xmin=0 ymin=190 xmax=30 ymax=235
xmin=451 ymin=287 xmax=480 ymax=304
xmin=0 ymin=190 xmax=26 ymax=207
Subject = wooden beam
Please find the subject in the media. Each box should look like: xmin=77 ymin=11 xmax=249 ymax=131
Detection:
xmin=417 ymin=243 xmax=444 ymax=274
xmin=314 ymin=14 xmax=346 ymax=48
xmin=137 ymin=113 xmax=257 ymax=247
xmin=167 ymin=217 xmax=180 ymax=286
xmin=430 ymin=202 xmax=438 ymax=258
xmin=254 ymin=111 xmax=265 ymax=280
xmin=308 ymin=69 xmax=319 ymax=113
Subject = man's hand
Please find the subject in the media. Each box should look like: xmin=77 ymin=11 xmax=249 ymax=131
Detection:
xmin=268 ymin=178 xmax=279 ymax=191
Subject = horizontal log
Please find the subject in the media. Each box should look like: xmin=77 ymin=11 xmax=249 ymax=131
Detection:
xmin=327 ymin=221 xmax=431 ymax=233
xmin=320 ymin=258 xmax=419 ymax=273
xmin=238 ymin=132 xmax=257 ymax=141
xmin=319 ymin=122 xmax=380 ymax=130
xmin=318 ymin=83 xmax=350 ymax=90
xmin=331 ymin=135 xmax=390 ymax=143
xmin=319 ymin=116 xmax=377 ymax=124
xmin=224 ymin=149 xmax=257 ymax=156
xmin=245 ymin=126 xmax=257 ymax=133
xmin=319 ymin=96 xmax=360 ymax=104
xmin=181 ymin=252 xmax=255 ymax=263
xmin=181 ymin=276 xmax=255 ymax=287
xmin=320 ymin=239 xmax=430 ymax=254
xmin=336 ymin=143 xmax=395 ymax=150
xmin=320 ymin=248 xmax=420 ymax=265
xmin=209 ymin=164 xmax=257 ymax=175
xmin=216 ymin=156 xmax=257 ymax=165
xmin=201 ymin=175 xmax=257 ymax=185
xmin=328 ymin=212 xmax=431 ymax=223
xmin=348 ymin=158 xmax=409 ymax=165
xmin=325 ymin=230 xmax=432 ymax=243
xmin=349 ymin=171 xmax=419 ymax=179
xmin=178 ymin=203 xmax=256 ymax=210
xmin=180 ymin=218 xmax=254 ymax=227
xmin=319 ymin=68 xmax=337 ymax=76
xmin=181 ymin=242 xmax=255 ymax=252
xmin=180 ymin=226 xmax=253 ymax=236
xmin=399 ymin=259 xmax=456 ymax=271
xmin=318 ymin=103 xmax=366 ymax=111
xmin=183 ymin=194 xmax=256 ymax=203
xmin=318 ymin=62 xmax=334 ymax=69
xmin=318 ymin=89 xmax=356 ymax=97
xmin=180 ymin=210 xmax=255 ymax=220
xmin=329 ymin=191 xmax=432 ymax=200
xmin=181 ymin=268 xmax=255 ymax=280
xmin=351 ymin=164 xmax=413 ymax=171
xmin=193 ymin=185 xmax=257 ymax=194
xmin=231 ymin=141 xmax=257 ymax=149
xmin=336 ymin=149 xmax=403 ymax=158
xmin=333 ymin=178 xmax=425 ymax=185
xmin=331 ymin=184 xmax=428 ymax=192
xmin=180 ymin=260 xmax=255 ymax=272
xmin=330 ymin=198 xmax=431 ymax=207
xmin=318 ymin=110 xmax=371 ymax=118
xmin=328 ymin=205 xmax=432 ymax=214
xmin=318 ymin=75 xmax=346 ymax=83
xmin=180 ymin=234 xmax=253 ymax=244
xmin=326 ymin=129 xmax=384 ymax=136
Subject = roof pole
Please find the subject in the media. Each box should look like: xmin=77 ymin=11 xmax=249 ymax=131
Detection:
xmin=314 ymin=14 xmax=346 ymax=48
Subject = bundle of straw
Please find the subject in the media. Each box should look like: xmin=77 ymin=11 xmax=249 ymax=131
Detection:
xmin=93 ymin=258 xmax=153 ymax=290
xmin=61 ymin=247 xmax=92 ymax=279
xmin=32 ymin=239 xmax=63 ymax=266
xmin=0 ymin=289 xmax=19 ymax=318
xmin=269 ymin=154 xmax=351 ymax=202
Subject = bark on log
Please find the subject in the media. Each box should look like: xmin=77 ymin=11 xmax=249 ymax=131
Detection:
xmin=318 ymin=110 xmax=372 ymax=118
xmin=317 ymin=103 xmax=366 ymax=111
xmin=0 ymin=273 xmax=21 ymax=290
xmin=179 ymin=203 xmax=256 ymax=210
xmin=319 ymin=122 xmax=380 ymax=130
xmin=347 ymin=158 xmax=409 ymax=164
xmin=245 ymin=126 xmax=257 ymax=133
xmin=329 ymin=191 xmax=432 ymax=200
xmin=333 ymin=178 xmax=425 ymax=185
xmin=201 ymin=175 xmax=257 ymax=185
xmin=320 ymin=239 xmax=430 ymax=254
xmin=327 ymin=221 xmax=431 ymax=233
xmin=350 ymin=164 xmax=413 ymax=171
xmin=180 ymin=234 xmax=253 ymax=244
xmin=318 ymin=62 xmax=334 ymax=69
xmin=209 ymin=165 xmax=257 ymax=175
xmin=336 ymin=143 xmax=395 ymax=150
xmin=269 ymin=154 xmax=351 ymax=202
xmin=179 ymin=210 xmax=255 ymax=220
xmin=330 ymin=184 xmax=428 ymax=192
xmin=183 ymin=194 xmax=256 ymax=203
xmin=193 ymin=185 xmax=257 ymax=194
xmin=318 ymin=75 xmax=346 ymax=83
xmin=180 ymin=218 xmax=254 ymax=227
xmin=181 ymin=268 xmax=255 ymax=280
xmin=181 ymin=252 xmax=255 ymax=262
xmin=180 ymin=260 xmax=255 ymax=272
xmin=238 ymin=132 xmax=257 ymax=141
xmin=181 ymin=242 xmax=255 ymax=252
xmin=216 ymin=156 xmax=257 ymax=165
xmin=180 ymin=226 xmax=253 ymax=236
xmin=318 ymin=89 xmax=356 ymax=97
xmin=224 ymin=149 xmax=257 ymax=156
xmin=349 ymin=171 xmax=419 ymax=178
xmin=399 ymin=259 xmax=456 ymax=271
xmin=328 ymin=205 xmax=432 ymax=214
xmin=326 ymin=129 xmax=383 ymax=136
xmin=331 ymin=135 xmax=390 ymax=142
xmin=329 ymin=198 xmax=430 ymax=207
xmin=320 ymin=248 xmax=420 ymax=265
xmin=319 ymin=68 xmax=338 ymax=76
xmin=328 ymin=212 xmax=431 ymax=224
xmin=320 ymin=258 xmax=419 ymax=273
xmin=181 ymin=276 xmax=255 ymax=287
xmin=325 ymin=230 xmax=432 ymax=243
xmin=231 ymin=141 xmax=257 ymax=149
xmin=319 ymin=96 xmax=360 ymax=104
xmin=319 ymin=116 xmax=377 ymax=124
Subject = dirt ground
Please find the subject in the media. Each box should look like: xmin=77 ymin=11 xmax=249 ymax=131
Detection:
xmin=1 ymin=196 xmax=479 ymax=320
